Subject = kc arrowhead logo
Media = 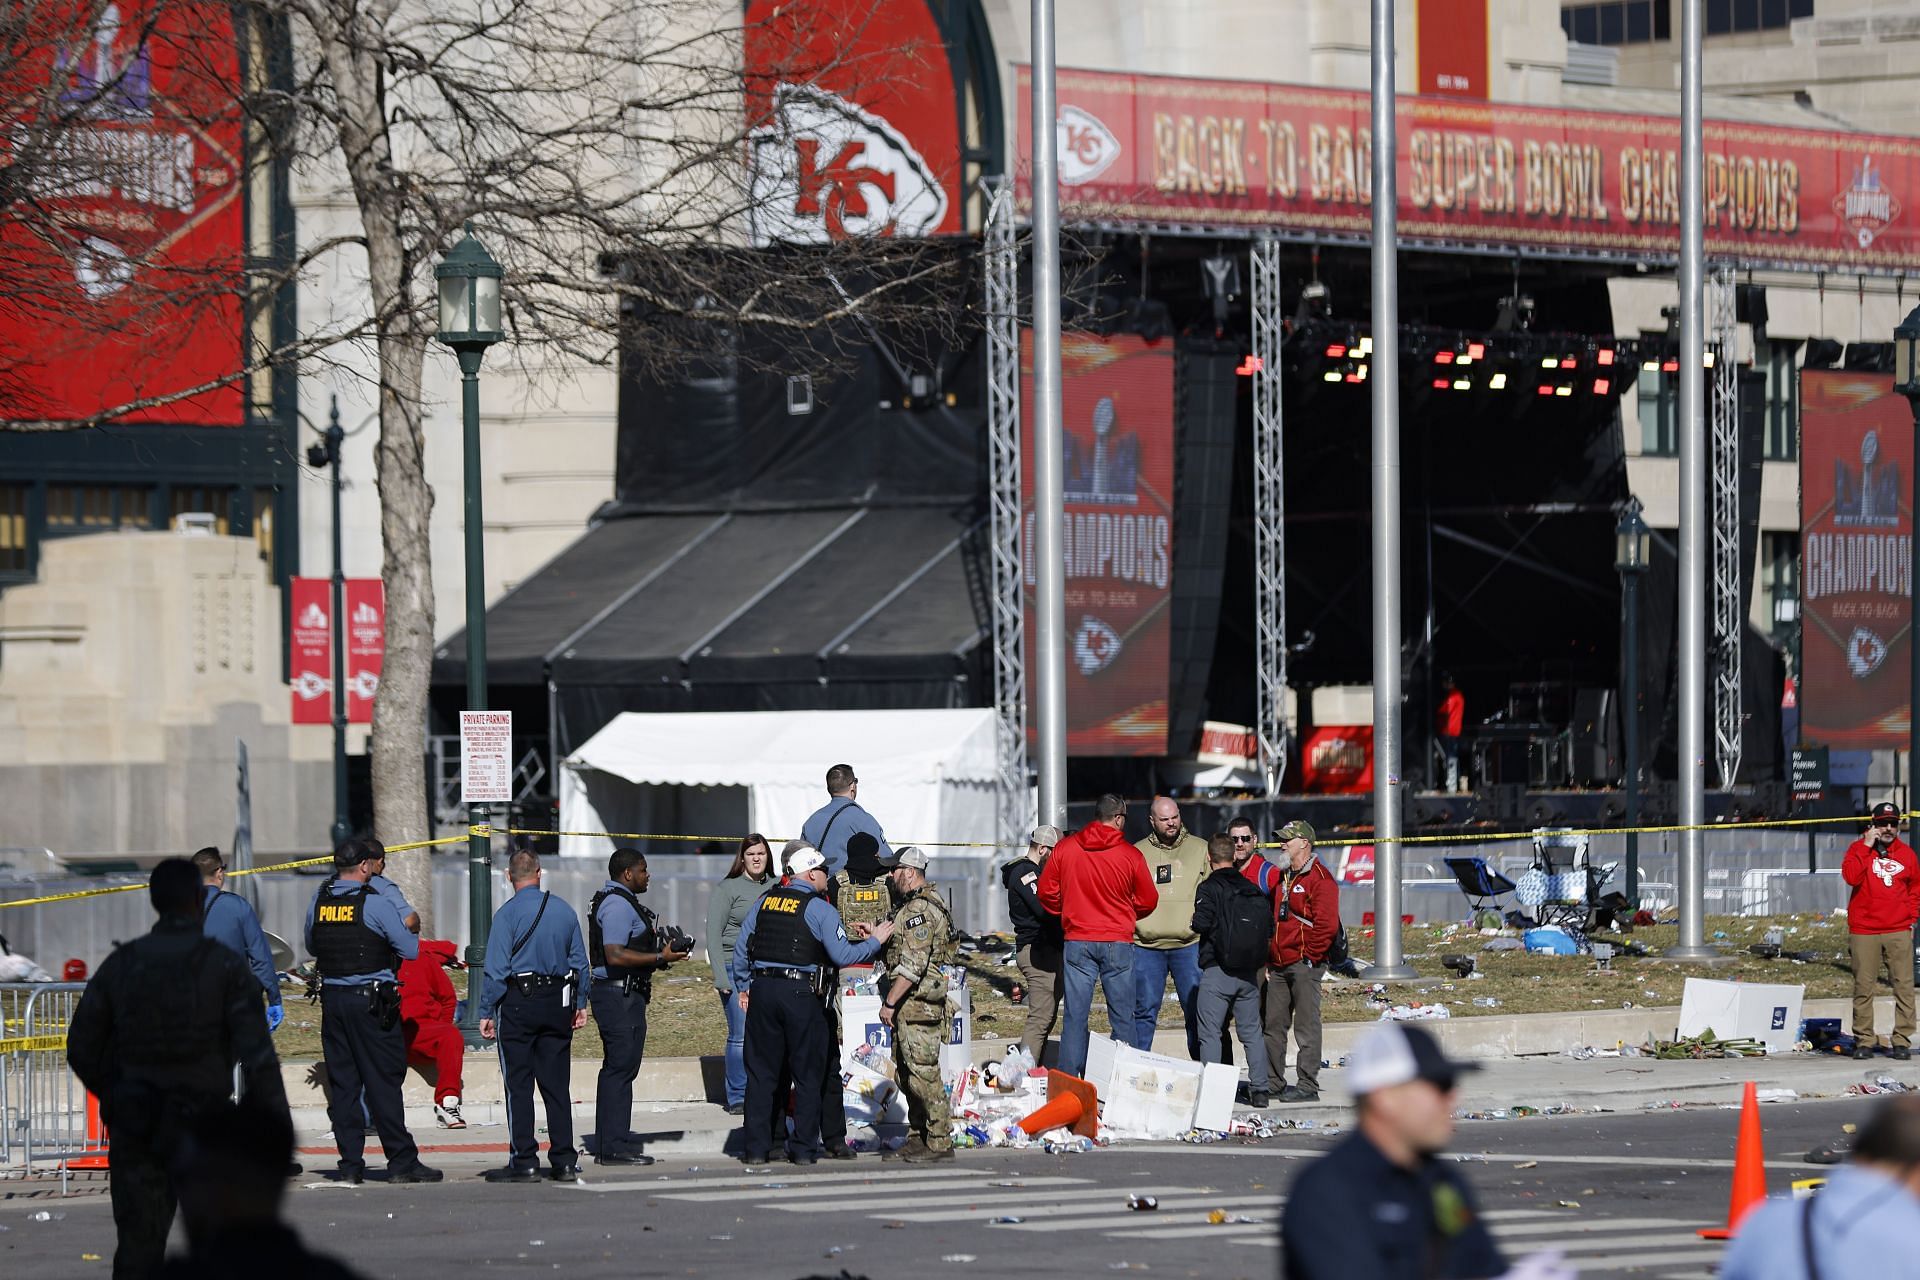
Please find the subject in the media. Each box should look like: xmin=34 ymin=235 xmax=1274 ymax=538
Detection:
xmin=1057 ymin=105 xmax=1120 ymax=186
xmin=1846 ymin=626 xmax=1889 ymax=679
xmin=292 ymin=671 xmax=330 ymax=701
xmin=1072 ymin=614 xmax=1124 ymax=677
xmin=347 ymin=670 xmax=380 ymax=701
xmin=747 ymin=83 xmax=948 ymax=245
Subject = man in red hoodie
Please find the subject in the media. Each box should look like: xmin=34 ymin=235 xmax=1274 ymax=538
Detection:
xmin=1843 ymin=802 xmax=1920 ymax=1060
xmin=398 ymin=939 xmax=467 ymax=1126
xmin=1037 ymin=793 xmax=1158 ymax=1077
xmin=1262 ymin=820 xmax=1340 ymax=1102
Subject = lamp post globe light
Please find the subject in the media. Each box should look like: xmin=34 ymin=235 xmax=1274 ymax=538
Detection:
xmin=1894 ymin=306 xmax=1920 ymax=851
xmin=1614 ymin=498 xmax=1651 ymax=905
xmin=435 ymin=226 xmax=504 ymax=1040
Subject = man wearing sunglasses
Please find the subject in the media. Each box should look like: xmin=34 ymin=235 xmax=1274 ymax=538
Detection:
xmin=1843 ymin=801 xmax=1920 ymax=1060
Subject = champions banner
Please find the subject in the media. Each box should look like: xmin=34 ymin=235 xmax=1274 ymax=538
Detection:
xmin=1799 ymin=370 xmax=1912 ymax=748
xmin=1016 ymin=66 xmax=1920 ymax=271
xmin=1020 ymin=332 xmax=1175 ymax=756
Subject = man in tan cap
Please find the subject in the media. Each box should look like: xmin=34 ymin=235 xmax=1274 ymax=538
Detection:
xmin=1001 ymin=825 xmax=1065 ymax=1063
xmin=1263 ymin=820 xmax=1339 ymax=1102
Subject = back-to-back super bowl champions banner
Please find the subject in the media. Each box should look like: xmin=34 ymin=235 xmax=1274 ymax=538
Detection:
xmin=1799 ymin=369 xmax=1913 ymax=748
xmin=1020 ymin=332 xmax=1175 ymax=756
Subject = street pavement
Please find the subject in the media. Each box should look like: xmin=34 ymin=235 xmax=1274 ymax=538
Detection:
xmin=0 ymin=1096 xmax=1880 ymax=1278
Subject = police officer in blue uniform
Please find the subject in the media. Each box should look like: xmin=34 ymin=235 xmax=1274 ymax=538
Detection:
xmin=479 ymin=848 xmax=591 ymax=1183
xmin=306 ymin=837 xmax=440 ymax=1184
xmin=731 ymin=847 xmax=893 ymax=1166
xmin=192 ymin=846 xmax=283 ymax=1030
xmin=588 ymin=847 xmax=689 ymax=1166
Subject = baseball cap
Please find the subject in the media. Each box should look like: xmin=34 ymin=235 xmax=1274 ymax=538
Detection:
xmin=1277 ymin=819 xmax=1316 ymax=844
xmin=1030 ymin=824 xmax=1062 ymax=849
xmin=786 ymin=846 xmax=826 ymax=877
xmin=1871 ymin=802 xmax=1901 ymax=824
xmin=1346 ymin=1022 xmax=1480 ymax=1095
xmin=895 ymin=846 xmax=931 ymax=871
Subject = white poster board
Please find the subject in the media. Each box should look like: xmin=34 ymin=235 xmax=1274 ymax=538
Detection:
xmin=1677 ymin=977 xmax=1806 ymax=1055
xmin=460 ymin=710 xmax=513 ymax=804
xmin=1102 ymin=1042 xmax=1205 ymax=1139
xmin=840 ymin=986 xmax=972 ymax=1087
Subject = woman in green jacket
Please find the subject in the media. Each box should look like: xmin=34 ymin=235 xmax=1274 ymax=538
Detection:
xmin=707 ymin=834 xmax=775 ymax=1112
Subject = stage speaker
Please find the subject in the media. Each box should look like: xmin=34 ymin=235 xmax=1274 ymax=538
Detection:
xmin=1569 ymin=687 xmax=1619 ymax=786
xmin=1487 ymin=783 xmax=1526 ymax=822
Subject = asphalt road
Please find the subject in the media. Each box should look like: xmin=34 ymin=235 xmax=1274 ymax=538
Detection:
xmin=0 ymin=1098 xmax=1874 ymax=1279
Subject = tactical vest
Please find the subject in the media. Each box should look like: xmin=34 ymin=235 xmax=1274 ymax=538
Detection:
xmin=748 ymin=885 xmax=828 ymax=968
xmin=309 ymin=881 xmax=396 ymax=978
xmin=588 ymin=884 xmax=648 ymax=970
xmin=888 ymin=886 xmax=957 ymax=1011
xmin=831 ymin=871 xmax=892 ymax=933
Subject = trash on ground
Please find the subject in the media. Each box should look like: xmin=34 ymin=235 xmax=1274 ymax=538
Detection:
xmin=1128 ymin=1194 xmax=1160 ymax=1211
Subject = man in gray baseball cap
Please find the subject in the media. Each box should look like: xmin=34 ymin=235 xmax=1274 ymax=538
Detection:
xmin=1001 ymin=825 xmax=1065 ymax=1064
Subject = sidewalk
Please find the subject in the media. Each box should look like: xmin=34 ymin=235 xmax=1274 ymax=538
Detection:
xmin=288 ymin=996 xmax=1917 ymax=1159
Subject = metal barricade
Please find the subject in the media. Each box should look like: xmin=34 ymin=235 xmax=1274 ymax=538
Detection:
xmin=0 ymin=982 xmax=103 ymax=1187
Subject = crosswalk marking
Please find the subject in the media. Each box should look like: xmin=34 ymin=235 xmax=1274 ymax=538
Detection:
xmin=1102 ymin=1221 xmax=1276 ymax=1241
xmin=1492 ymin=1218 xmax=1693 ymax=1238
xmin=578 ymin=1166 xmax=1003 ymax=1194
xmin=857 ymin=1186 xmax=1232 ymax=1221
xmin=704 ymin=1176 xmax=1092 ymax=1206
xmin=993 ymin=1196 xmax=1277 ymax=1231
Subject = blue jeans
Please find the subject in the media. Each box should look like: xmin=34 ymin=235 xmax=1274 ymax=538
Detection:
xmin=1132 ymin=942 xmax=1202 ymax=1057
xmin=1059 ymin=940 xmax=1136 ymax=1078
xmin=719 ymin=988 xmax=748 ymax=1106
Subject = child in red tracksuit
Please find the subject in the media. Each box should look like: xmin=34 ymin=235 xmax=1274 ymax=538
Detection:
xmin=399 ymin=939 xmax=467 ymax=1126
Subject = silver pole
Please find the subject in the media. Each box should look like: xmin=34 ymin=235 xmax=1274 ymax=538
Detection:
xmin=1030 ymin=0 xmax=1068 ymax=828
xmin=1363 ymin=0 xmax=1413 ymax=980
xmin=1670 ymin=0 xmax=1715 ymax=959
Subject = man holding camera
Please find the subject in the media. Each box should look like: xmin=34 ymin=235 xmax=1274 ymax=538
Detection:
xmin=1844 ymin=802 xmax=1920 ymax=1060
xmin=590 ymin=847 xmax=690 ymax=1165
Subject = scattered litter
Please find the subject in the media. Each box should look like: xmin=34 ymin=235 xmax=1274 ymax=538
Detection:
xmin=707 ymin=1235 xmax=733 ymax=1242
xmin=882 ymin=1221 xmax=908 ymax=1229
xmin=1108 ymin=1264 xmax=1150 ymax=1271
xmin=1379 ymin=1003 xmax=1451 ymax=1022
xmin=82 ymin=1253 xmax=99 ymax=1261
xmin=1849 ymin=1075 xmax=1917 ymax=1097
xmin=1472 ymin=997 xmax=1502 ymax=1008
xmin=991 ymin=1216 xmax=1024 ymax=1224
xmin=941 ymin=1255 xmax=978 ymax=1263
xmin=1516 ymin=1161 xmax=1539 ymax=1170
xmin=1207 ymin=1209 xmax=1257 ymax=1224
xmin=1556 ymin=1200 xmax=1581 ymax=1209
xmin=1128 ymin=1194 xmax=1160 ymax=1211
xmin=528 ymin=1240 xmax=544 ymax=1247
xmin=1756 ymin=1088 xmax=1799 ymax=1103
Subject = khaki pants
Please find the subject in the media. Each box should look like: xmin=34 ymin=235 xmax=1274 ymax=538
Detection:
xmin=1850 ymin=930 xmax=1917 ymax=1049
xmin=1262 ymin=962 xmax=1324 ymax=1093
xmin=1015 ymin=945 xmax=1062 ymax=1064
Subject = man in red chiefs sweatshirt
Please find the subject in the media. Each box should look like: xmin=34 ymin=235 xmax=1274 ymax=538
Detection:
xmin=1843 ymin=802 xmax=1920 ymax=1060
xmin=1037 ymin=793 xmax=1158 ymax=1077
xmin=1261 ymin=820 xmax=1340 ymax=1102
xmin=398 ymin=939 xmax=468 ymax=1126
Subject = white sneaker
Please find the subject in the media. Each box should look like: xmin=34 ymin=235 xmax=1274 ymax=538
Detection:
xmin=435 ymin=1096 xmax=466 ymax=1129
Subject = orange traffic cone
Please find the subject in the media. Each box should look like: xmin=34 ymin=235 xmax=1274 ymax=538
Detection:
xmin=1699 ymin=1081 xmax=1766 ymax=1239
xmin=68 ymin=1091 xmax=110 ymax=1170
xmin=1017 ymin=1090 xmax=1085 ymax=1135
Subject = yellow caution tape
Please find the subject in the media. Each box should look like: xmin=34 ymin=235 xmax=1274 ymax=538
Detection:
xmin=0 ymin=1033 xmax=67 ymax=1053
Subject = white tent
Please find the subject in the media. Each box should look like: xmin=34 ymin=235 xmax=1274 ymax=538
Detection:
xmin=557 ymin=708 xmax=1002 ymax=867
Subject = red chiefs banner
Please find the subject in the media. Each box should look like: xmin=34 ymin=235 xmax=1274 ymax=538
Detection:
xmin=0 ymin=2 xmax=247 ymax=424
xmin=743 ymin=0 xmax=961 ymax=245
xmin=1799 ymin=370 xmax=1912 ymax=748
xmin=289 ymin=577 xmax=332 ymax=725
xmin=1416 ymin=0 xmax=1490 ymax=100
xmin=1299 ymin=726 xmax=1375 ymax=795
xmin=344 ymin=578 xmax=384 ymax=725
xmin=1021 ymin=332 xmax=1175 ymax=756
xmin=1017 ymin=66 xmax=1920 ymax=272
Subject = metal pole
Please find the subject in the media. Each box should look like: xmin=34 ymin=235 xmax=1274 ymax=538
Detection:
xmin=327 ymin=397 xmax=350 ymax=849
xmin=459 ymin=351 xmax=492 ymax=1034
xmin=1670 ymin=0 xmax=1715 ymax=959
xmin=1623 ymin=566 xmax=1640 ymax=904
xmin=1363 ymin=0 xmax=1413 ymax=980
xmin=1030 ymin=0 xmax=1068 ymax=828
xmin=1910 ymin=398 xmax=1919 ymax=853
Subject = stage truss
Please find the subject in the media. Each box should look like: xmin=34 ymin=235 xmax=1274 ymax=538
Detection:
xmin=983 ymin=178 xmax=1029 ymax=848
xmin=1709 ymin=264 xmax=1743 ymax=787
xmin=1251 ymin=237 xmax=1288 ymax=797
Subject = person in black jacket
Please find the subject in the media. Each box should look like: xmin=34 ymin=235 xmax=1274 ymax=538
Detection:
xmin=1190 ymin=833 xmax=1273 ymax=1107
xmin=1001 ymin=825 xmax=1065 ymax=1064
xmin=67 ymin=859 xmax=290 ymax=1280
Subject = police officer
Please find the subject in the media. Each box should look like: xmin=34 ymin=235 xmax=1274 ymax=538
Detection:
xmin=366 ymin=846 xmax=422 ymax=934
xmin=731 ymin=847 xmax=893 ymax=1166
xmin=191 ymin=846 xmax=283 ymax=1030
xmin=67 ymin=859 xmax=290 ymax=1280
xmin=878 ymin=847 xmax=957 ymax=1164
xmin=479 ymin=848 xmax=590 ymax=1182
xmin=306 ymin=836 xmax=440 ymax=1185
xmin=809 ymin=830 xmax=895 ymax=1160
xmin=588 ymin=847 xmax=688 ymax=1166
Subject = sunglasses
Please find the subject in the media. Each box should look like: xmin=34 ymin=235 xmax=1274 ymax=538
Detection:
xmin=1229 ymin=834 xmax=1256 ymax=843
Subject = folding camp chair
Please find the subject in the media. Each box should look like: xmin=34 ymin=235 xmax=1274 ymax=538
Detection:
xmin=1526 ymin=829 xmax=1616 ymax=941
xmin=1442 ymin=856 xmax=1517 ymax=920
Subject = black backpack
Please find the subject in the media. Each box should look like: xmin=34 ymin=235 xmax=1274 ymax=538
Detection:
xmin=1215 ymin=882 xmax=1276 ymax=971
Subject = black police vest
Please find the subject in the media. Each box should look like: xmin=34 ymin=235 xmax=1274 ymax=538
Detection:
xmin=588 ymin=884 xmax=647 ymax=969
xmin=309 ymin=882 xmax=396 ymax=978
xmin=748 ymin=886 xmax=828 ymax=968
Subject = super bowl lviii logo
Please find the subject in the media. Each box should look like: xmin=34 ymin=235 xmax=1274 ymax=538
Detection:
xmin=1834 ymin=156 xmax=1901 ymax=250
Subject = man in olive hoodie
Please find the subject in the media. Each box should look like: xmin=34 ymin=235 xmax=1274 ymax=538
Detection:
xmin=1132 ymin=796 xmax=1210 ymax=1058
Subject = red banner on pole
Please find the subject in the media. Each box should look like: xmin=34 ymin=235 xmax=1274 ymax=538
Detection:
xmin=1798 ymin=369 xmax=1912 ymax=748
xmin=344 ymin=578 xmax=384 ymax=725
xmin=1416 ymin=0 xmax=1489 ymax=100
xmin=288 ymin=578 xmax=332 ymax=725
xmin=1017 ymin=65 xmax=1920 ymax=272
xmin=1020 ymin=332 xmax=1175 ymax=756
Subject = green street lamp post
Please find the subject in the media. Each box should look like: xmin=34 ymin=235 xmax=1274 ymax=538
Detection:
xmin=435 ymin=226 xmax=504 ymax=1039
xmin=1614 ymin=497 xmax=1651 ymax=904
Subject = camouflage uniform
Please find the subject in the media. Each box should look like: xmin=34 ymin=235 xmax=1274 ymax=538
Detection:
xmin=882 ymin=884 xmax=956 ymax=1153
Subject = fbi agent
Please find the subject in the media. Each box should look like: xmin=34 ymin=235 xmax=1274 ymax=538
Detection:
xmin=589 ymin=847 xmax=689 ymax=1166
xmin=306 ymin=837 xmax=439 ymax=1184
xmin=479 ymin=848 xmax=590 ymax=1182
xmin=730 ymin=847 xmax=892 ymax=1165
